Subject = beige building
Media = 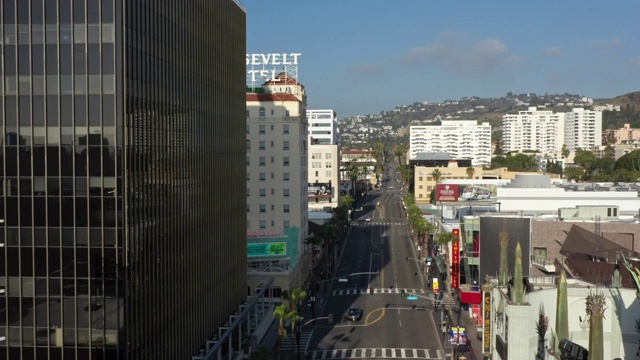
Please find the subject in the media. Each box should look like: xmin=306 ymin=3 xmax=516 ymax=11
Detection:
xmin=413 ymin=165 xmax=527 ymax=203
xmin=603 ymin=123 xmax=640 ymax=145
xmin=246 ymin=73 xmax=311 ymax=293
xmin=308 ymin=144 xmax=340 ymax=211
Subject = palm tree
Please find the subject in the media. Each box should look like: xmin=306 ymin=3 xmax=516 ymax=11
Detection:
xmin=431 ymin=168 xmax=442 ymax=184
xmin=250 ymin=345 xmax=274 ymax=360
xmin=273 ymin=305 xmax=292 ymax=360
xmin=466 ymin=166 xmax=475 ymax=179
xmin=436 ymin=231 xmax=454 ymax=320
xmin=305 ymin=234 xmax=323 ymax=293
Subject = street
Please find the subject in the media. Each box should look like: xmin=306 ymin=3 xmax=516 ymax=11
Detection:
xmin=305 ymin=161 xmax=445 ymax=359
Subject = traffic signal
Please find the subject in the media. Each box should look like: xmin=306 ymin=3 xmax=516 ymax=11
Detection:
xmin=401 ymin=289 xmax=405 ymax=298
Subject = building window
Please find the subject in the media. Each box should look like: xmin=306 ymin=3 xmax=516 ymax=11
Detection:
xmin=271 ymin=189 xmax=275 ymax=195
xmin=259 ymin=173 xmax=266 ymax=181
xmin=284 ymin=173 xmax=290 ymax=181
xmin=284 ymin=189 xmax=290 ymax=197
xmin=325 ymin=171 xmax=331 ymax=177
xmin=247 ymin=173 xmax=250 ymax=181
xmin=260 ymin=220 xmax=266 ymax=229
xmin=246 ymin=156 xmax=250 ymax=166
xmin=284 ymin=220 xmax=290 ymax=228
xmin=270 ymin=124 xmax=274 ymax=130
xmin=259 ymin=107 xmax=266 ymax=117
xmin=284 ymin=205 xmax=290 ymax=213
xmin=419 ymin=185 xmax=424 ymax=189
xmin=270 ymin=141 xmax=274 ymax=148
xmin=246 ymin=110 xmax=250 ymax=118
xmin=532 ymin=247 xmax=547 ymax=264
xmin=419 ymin=177 xmax=423 ymax=181
xmin=259 ymin=125 xmax=266 ymax=134
xmin=259 ymin=141 xmax=266 ymax=150
xmin=271 ymin=220 xmax=275 ymax=227
xmin=283 ymin=141 xmax=290 ymax=150
xmin=246 ymin=140 xmax=251 ymax=150
xmin=259 ymin=157 xmax=266 ymax=166
xmin=325 ymin=162 xmax=331 ymax=168
xmin=270 ymin=109 xmax=275 ymax=115
xmin=325 ymin=153 xmax=332 ymax=160
xmin=246 ymin=124 xmax=250 ymax=133
xmin=271 ymin=156 xmax=275 ymax=163
xmin=260 ymin=205 xmax=266 ymax=213
xmin=271 ymin=173 xmax=275 ymax=179
xmin=259 ymin=189 xmax=266 ymax=197
xmin=247 ymin=188 xmax=250 ymax=197
xmin=247 ymin=204 xmax=250 ymax=212
xmin=285 ymin=110 xmax=290 ymax=117
xmin=271 ymin=205 xmax=275 ymax=211
xmin=283 ymin=124 xmax=290 ymax=134
xmin=283 ymin=157 xmax=290 ymax=166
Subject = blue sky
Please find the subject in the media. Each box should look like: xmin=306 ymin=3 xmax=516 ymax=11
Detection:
xmin=244 ymin=0 xmax=640 ymax=118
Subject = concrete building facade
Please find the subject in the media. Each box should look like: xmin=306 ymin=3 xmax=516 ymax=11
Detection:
xmin=246 ymin=73 xmax=310 ymax=294
xmin=308 ymin=144 xmax=340 ymax=211
xmin=307 ymin=109 xmax=338 ymax=145
xmin=565 ymin=107 xmax=602 ymax=151
xmin=501 ymin=107 xmax=565 ymax=155
xmin=410 ymin=121 xmax=492 ymax=166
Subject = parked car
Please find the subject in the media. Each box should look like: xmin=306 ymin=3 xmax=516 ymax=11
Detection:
xmin=346 ymin=307 xmax=363 ymax=321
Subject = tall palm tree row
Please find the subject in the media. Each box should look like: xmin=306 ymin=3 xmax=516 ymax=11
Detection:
xmin=273 ymin=304 xmax=299 ymax=360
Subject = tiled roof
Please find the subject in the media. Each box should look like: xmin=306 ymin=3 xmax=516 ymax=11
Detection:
xmin=262 ymin=72 xmax=303 ymax=86
xmin=246 ymin=93 xmax=300 ymax=102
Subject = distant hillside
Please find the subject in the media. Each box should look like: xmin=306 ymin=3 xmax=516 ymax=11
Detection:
xmin=610 ymin=91 xmax=640 ymax=108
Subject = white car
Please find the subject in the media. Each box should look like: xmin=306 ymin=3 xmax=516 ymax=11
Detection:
xmin=365 ymin=217 xmax=371 ymax=222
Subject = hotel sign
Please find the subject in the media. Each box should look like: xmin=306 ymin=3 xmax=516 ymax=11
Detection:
xmin=483 ymin=290 xmax=492 ymax=354
xmin=435 ymin=184 xmax=459 ymax=202
xmin=246 ymin=53 xmax=301 ymax=82
xmin=451 ymin=229 xmax=460 ymax=289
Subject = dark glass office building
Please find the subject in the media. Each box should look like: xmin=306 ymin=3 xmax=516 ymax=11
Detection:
xmin=0 ymin=1 xmax=247 ymax=359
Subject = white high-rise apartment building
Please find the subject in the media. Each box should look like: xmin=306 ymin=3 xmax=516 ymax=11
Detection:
xmin=307 ymin=109 xmax=339 ymax=145
xmin=565 ymin=108 xmax=602 ymax=151
xmin=246 ymin=73 xmax=309 ymax=289
xmin=501 ymin=107 xmax=601 ymax=155
xmin=410 ymin=120 xmax=492 ymax=166
xmin=307 ymin=109 xmax=340 ymax=211
xmin=502 ymin=107 xmax=565 ymax=155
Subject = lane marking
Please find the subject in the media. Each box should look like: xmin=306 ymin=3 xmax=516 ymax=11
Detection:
xmin=364 ymin=307 xmax=385 ymax=326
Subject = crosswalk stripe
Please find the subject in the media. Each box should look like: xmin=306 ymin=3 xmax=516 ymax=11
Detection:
xmin=332 ymin=288 xmax=427 ymax=296
xmin=306 ymin=348 xmax=442 ymax=359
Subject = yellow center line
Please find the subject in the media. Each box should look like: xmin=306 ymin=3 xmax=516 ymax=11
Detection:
xmin=364 ymin=307 xmax=386 ymax=326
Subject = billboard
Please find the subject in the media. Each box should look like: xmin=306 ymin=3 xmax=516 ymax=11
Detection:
xmin=451 ymin=229 xmax=460 ymax=289
xmin=436 ymin=183 xmax=497 ymax=202
xmin=247 ymin=242 xmax=287 ymax=258
xmin=308 ymin=182 xmax=332 ymax=197
xmin=435 ymin=184 xmax=459 ymax=202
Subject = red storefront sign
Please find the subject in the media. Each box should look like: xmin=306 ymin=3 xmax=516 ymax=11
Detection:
xmin=451 ymin=229 xmax=460 ymax=289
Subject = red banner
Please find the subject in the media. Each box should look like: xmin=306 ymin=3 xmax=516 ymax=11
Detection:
xmin=435 ymin=184 xmax=459 ymax=202
xmin=451 ymin=229 xmax=460 ymax=289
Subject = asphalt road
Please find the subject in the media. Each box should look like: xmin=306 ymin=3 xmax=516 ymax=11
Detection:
xmin=306 ymin=160 xmax=445 ymax=359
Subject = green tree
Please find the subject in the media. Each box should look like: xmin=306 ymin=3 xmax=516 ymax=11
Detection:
xmin=431 ymin=169 xmax=442 ymax=184
xmin=340 ymin=194 xmax=355 ymax=209
xmin=564 ymin=166 xmax=584 ymax=182
xmin=436 ymin=231 xmax=454 ymax=319
xmin=561 ymin=144 xmax=570 ymax=159
xmin=250 ymin=345 xmax=274 ymax=360
xmin=614 ymin=150 xmax=640 ymax=172
xmin=273 ymin=305 xmax=297 ymax=360
xmin=466 ymin=166 xmax=475 ymax=179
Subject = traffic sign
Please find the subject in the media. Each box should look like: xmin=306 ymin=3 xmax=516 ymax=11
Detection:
xmin=407 ymin=296 xmax=418 ymax=300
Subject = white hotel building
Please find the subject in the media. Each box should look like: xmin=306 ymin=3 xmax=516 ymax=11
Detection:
xmin=246 ymin=73 xmax=310 ymax=289
xmin=502 ymin=107 xmax=601 ymax=155
xmin=409 ymin=120 xmax=492 ymax=166
xmin=307 ymin=109 xmax=340 ymax=211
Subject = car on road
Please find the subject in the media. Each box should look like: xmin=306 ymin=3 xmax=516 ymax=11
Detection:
xmin=345 ymin=307 xmax=363 ymax=321
xmin=365 ymin=217 xmax=371 ymax=222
